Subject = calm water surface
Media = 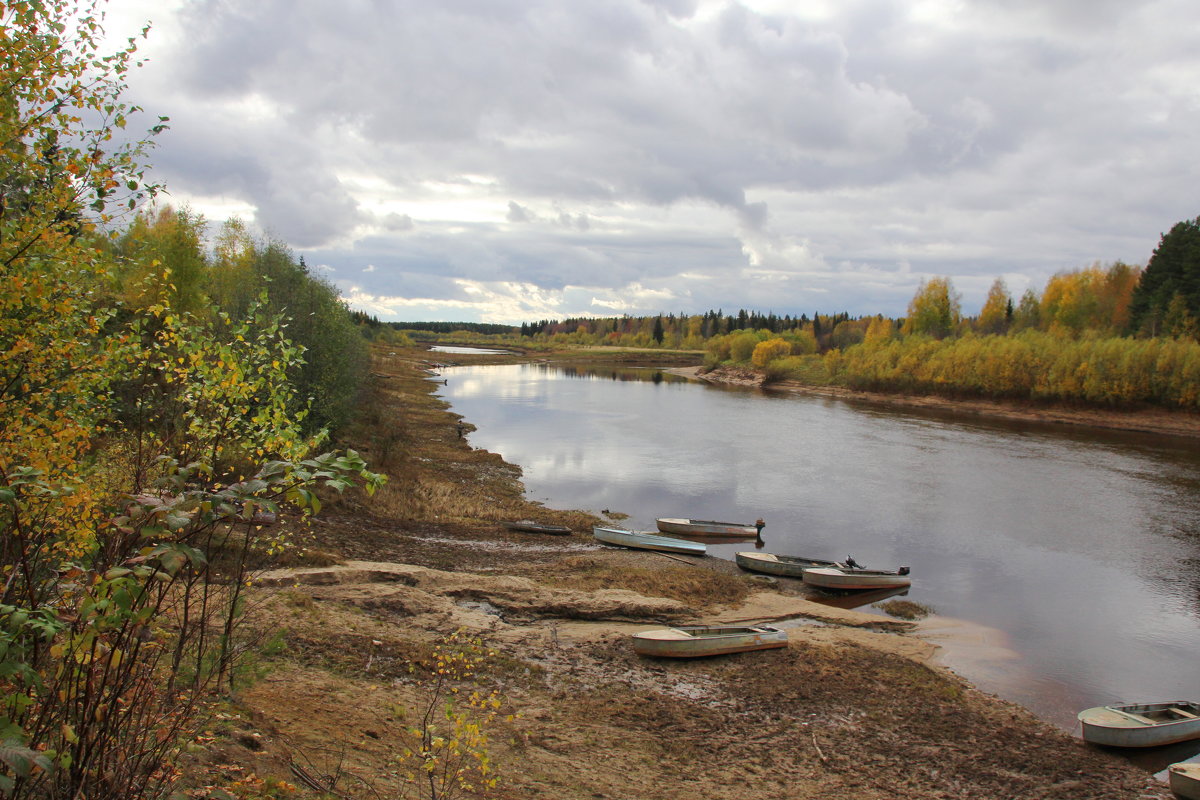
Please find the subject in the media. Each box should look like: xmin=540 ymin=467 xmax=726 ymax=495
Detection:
xmin=438 ymin=362 xmax=1200 ymax=746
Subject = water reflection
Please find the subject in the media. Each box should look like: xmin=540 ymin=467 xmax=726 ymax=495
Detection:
xmin=429 ymin=345 xmax=513 ymax=355
xmin=669 ymin=533 xmax=766 ymax=546
xmin=438 ymin=362 xmax=1200 ymax=744
xmin=809 ymin=585 xmax=910 ymax=611
xmin=535 ymin=363 xmax=690 ymax=384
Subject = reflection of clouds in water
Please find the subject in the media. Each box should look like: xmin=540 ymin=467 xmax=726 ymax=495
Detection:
xmin=429 ymin=346 xmax=513 ymax=355
xmin=451 ymin=378 xmax=486 ymax=398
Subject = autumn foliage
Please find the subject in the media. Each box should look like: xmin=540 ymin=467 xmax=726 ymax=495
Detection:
xmin=0 ymin=3 xmax=382 ymax=798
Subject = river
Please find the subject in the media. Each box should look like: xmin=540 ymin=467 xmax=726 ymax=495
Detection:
xmin=435 ymin=359 xmax=1200 ymax=761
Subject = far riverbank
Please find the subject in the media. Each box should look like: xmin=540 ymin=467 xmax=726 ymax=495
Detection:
xmin=674 ymin=365 xmax=1200 ymax=440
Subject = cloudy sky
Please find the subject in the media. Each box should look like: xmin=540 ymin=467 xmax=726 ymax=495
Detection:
xmin=105 ymin=0 xmax=1199 ymax=325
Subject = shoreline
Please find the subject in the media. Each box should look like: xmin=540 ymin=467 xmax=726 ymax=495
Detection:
xmin=671 ymin=365 xmax=1200 ymax=440
xmin=191 ymin=347 xmax=1175 ymax=800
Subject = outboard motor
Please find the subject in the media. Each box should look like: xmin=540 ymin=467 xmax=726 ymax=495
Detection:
xmin=898 ymin=566 xmax=911 ymax=576
xmin=845 ymin=556 xmax=861 ymax=570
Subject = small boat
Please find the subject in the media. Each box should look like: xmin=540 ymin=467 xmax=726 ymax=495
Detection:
xmin=502 ymin=520 xmax=572 ymax=535
xmin=631 ymin=625 xmax=788 ymax=658
xmin=592 ymin=526 xmax=706 ymax=556
xmin=1076 ymin=701 xmax=1200 ymax=748
xmin=656 ymin=518 xmax=764 ymax=537
xmin=801 ymin=565 xmax=911 ymax=590
xmin=735 ymin=551 xmax=844 ymax=578
xmin=1169 ymin=762 xmax=1200 ymax=799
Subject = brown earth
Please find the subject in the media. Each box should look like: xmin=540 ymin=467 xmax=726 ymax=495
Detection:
xmin=177 ymin=346 xmax=1175 ymax=800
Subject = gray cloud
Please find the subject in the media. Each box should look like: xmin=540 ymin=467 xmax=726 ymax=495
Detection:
xmin=120 ymin=0 xmax=1199 ymax=322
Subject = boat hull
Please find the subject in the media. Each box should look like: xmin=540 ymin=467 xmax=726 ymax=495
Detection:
xmin=1077 ymin=702 xmax=1200 ymax=747
xmin=592 ymin=526 xmax=706 ymax=556
xmin=1170 ymin=763 xmax=1200 ymax=800
xmin=801 ymin=567 xmax=911 ymax=590
xmin=735 ymin=551 xmax=841 ymax=578
xmin=502 ymin=520 xmax=572 ymax=535
xmin=656 ymin=518 xmax=759 ymax=537
xmin=632 ymin=625 xmax=788 ymax=658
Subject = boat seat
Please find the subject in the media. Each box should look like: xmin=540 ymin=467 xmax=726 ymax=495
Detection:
xmin=1170 ymin=708 xmax=1198 ymax=720
xmin=1109 ymin=709 xmax=1156 ymax=725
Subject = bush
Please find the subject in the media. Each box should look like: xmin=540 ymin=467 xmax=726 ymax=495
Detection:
xmin=751 ymin=338 xmax=791 ymax=368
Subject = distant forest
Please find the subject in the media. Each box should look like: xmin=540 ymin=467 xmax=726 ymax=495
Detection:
xmin=410 ymin=216 xmax=1200 ymax=408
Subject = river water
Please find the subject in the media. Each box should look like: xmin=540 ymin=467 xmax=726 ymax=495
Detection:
xmin=436 ymin=360 xmax=1200 ymax=753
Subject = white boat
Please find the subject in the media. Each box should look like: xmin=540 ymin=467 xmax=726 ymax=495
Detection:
xmin=1076 ymin=701 xmax=1200 ymax=748
xmin=735 ymin=551 xmax=843 ymax=578
xmin=631 ymin=625 xmax=788 ymax=658
xmin=655 ymin=518 xmax=764 ymax=537
xmin=592 ymin=526 xmax=706 ymax=556
xmin=800 ymin=565 xmax=911 ymax=590
xmin=1169 ymin=762 xmax=1200 ymax=800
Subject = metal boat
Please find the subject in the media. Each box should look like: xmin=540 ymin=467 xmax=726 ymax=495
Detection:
xmin=1169 ymin=762 xmax=1200 ymax=799
xmin=735 ymin=551 xmax=843 ymax=578
xmin=631 ymin=625 xmax=788 ymax=658
xmin=592 ymin=526 xmax=707 ymax=556
xmin=1077 ymin=701 xmax=1200 ymax=748
xmin=800 ymin=565 xmax=912 ymax=590
xmin=502 ymin=520 xmax=572 ymax=535
xmin=655 ymin=518 xmax=764 ymax=537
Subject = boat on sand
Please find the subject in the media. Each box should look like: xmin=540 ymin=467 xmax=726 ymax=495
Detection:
xmin=502 ymin=520 xmax=572 ymax=535
xmin=1169 ymin=762 xmax=1200 ymax=799
xmin=735 ymin=551 xmax=843 ymax=578
xmin=1076 ymin=701 xmax=1200 ymax=748
xmin=656 ymin=518 xmax=764 ymax=537
xmin=592 ymin=526 xmax=706 ymax=556
xmin=801 ymin=565 xmax=911 ymax=590
xmin=631 ymin=625 xmax=788 ymax=658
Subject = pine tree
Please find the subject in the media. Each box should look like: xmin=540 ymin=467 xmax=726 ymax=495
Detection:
xmin=1130 ymin=216 xmax=1200 ymax=336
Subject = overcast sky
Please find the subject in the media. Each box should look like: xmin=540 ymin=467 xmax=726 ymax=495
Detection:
xmin=105 ymin=0 xmax=1200 ymax=325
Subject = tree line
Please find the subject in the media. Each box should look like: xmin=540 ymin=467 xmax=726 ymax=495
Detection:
xmin=471 ymin=220 xmax=1200 ymax=407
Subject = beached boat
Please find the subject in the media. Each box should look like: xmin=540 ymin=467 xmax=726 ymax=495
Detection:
xmin=1169 ymin=762 xmax=1200 ymax=799
xmin=735 ymin=551 xmax=844 ymax=578
xmin=502 ymin=520 xmax=572 ymax=535
xmin=1076 ymin=701 xmax=1200 ymax=748
xmin=592 ymin=526 xmax=707 ymax=556
xmin=656 ymin=518 xmax=764 ymax=537
xmin=800 ymin=565 xmax=912 ymax=590
xmin=631 ymin=625 xmax=788 ymax=658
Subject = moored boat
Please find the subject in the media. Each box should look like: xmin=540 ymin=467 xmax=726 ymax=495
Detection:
xmin=631 ymin=625 xmax=788 ymax=658
xmin=656 ymin=518 xmax=764 ymax=537
xmin=735 ymin=551 xmax=844 ymax=578
xmin=502 ymin=520 xmax=572 ymax=535
xmin=1169 ymin=762 xmax=1200 ymax=799
xmin=1076 ymin=701 xmax=1200 ymax=748
xmin=592 ymin=526 xmax=707 ymax=556
xmin=801 ymin=565 xmax=912 ymax=590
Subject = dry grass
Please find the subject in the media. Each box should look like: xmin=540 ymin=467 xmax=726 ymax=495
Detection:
xmin=329 ymin=345 xmax=606 ymax=534
xmin=535 ymin=554 xmax=753 ymax=606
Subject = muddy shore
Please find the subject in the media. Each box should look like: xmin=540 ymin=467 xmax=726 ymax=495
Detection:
xmin=177 ymin=348 xmax=1175 ymax=799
